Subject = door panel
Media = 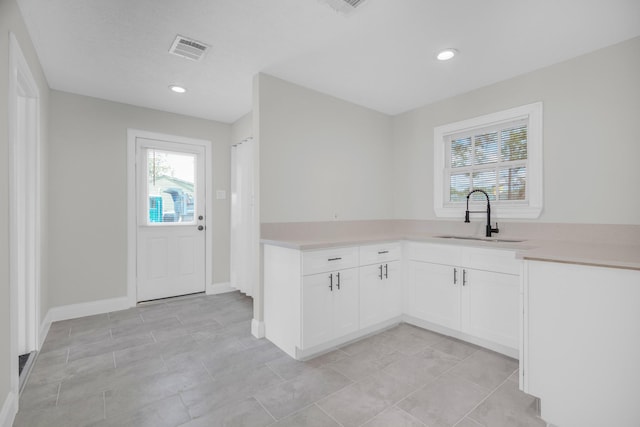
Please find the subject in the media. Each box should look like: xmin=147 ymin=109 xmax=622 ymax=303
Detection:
xmin=136 ymin=138 xmax=206 ymax=301
xmin=461 ymin=269 xmax=519 ymax=348
xmin=409 ymin=261 xmax=460 ymax=330
xmin=302 ymin=273 xmax=333 ymax=349
xmin=333 ymin=268 xmax=359 ymax=338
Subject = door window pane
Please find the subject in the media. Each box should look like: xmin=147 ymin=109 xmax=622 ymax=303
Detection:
xmin=147 ymin=149 xmax=196 ymax=224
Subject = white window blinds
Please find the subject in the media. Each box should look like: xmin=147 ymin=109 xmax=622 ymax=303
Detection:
xmin=445 ymin=119 xmax=528 ymax=204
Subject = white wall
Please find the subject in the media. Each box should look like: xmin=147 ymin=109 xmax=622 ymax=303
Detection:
xmin=257 ymin=74 xmax=394 ymax=223
xmin=232 ymin=112 xmax=253 ymax=143
xmin=393 ymin=36 xmax=640 ymax=225
xmin=48 ymin=91 xmax=231 ymax=307
xmin=0 ymin=0 xmax=50 ymax=422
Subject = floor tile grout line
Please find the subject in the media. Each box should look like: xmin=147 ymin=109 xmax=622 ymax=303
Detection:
xmin=177 ymin=392 xmax=193 ymax=421
xmin=315 ymin=402 xmax=346 ymax=427
xmin=263 ymin=361 xmax=287 ymax=381
xmin=54 ymin=382 xmax=61 ymax=407
xmin=102 ymin=390 xmax=106 ymax=420
xmin=254 ymin=395 xmax=279 ymax=423
xmin=451 ymin=368 xmax=517 ymax=426
xmin=391 ymin=405 xmax=429 ymax=427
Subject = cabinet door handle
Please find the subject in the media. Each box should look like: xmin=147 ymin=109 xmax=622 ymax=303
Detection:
xmin=384 ymin=264 xmax=388 ymax=279
xmin=453 ymin=268 xmax=457 ymax=284
xmin=379 ymin=265 xmax=383 ymax=280
xmin=377 ymin=250 xmax=389 ymax=254
xmin=328 ymin=257 xmax=342 ymax=261
xmin=462 ymin=269 xmax=467 ymax=286
xmin=336 ymin=272 xmax=341 ymax=290
xmin=329 ymin=273 xmax=333 ymax=291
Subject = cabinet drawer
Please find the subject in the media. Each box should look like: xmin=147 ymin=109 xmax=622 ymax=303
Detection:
xmin=359 ymin=242 xmax=401 ymax=265
xmin=303 ymin=246 xmax=359 ymax=275
xmin=407 ymin=242 xmax=462 ymax=265
xmin=461 ymin=247 xmax=521 ymax=275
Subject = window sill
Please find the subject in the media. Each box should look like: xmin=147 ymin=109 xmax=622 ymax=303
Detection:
xmin=434 ymin=205 xmax=542 ymax=220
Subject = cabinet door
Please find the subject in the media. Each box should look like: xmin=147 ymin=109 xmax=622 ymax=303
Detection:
xmin=359 ymin=264 xmax=385 ymax=328
xmin=383 ymin=261 xmax=402 ymax=320
xmin=408 ymin=261 xmax=460 ymax=330
xmin=332 ymin=268 xmax=359 ymax=338
xmin=360 ymin=262 xmax=402 ymax=329
xmin=461 ymin=268 xmax=519 ymax=349
xmin=301 ymin=272 xmax=334 ymax=349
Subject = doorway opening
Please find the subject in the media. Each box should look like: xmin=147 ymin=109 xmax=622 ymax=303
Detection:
xmin=9 ymin=33 xmax=41 ymax=397
xmin=127 ymin=130 xmax=214 ymax=305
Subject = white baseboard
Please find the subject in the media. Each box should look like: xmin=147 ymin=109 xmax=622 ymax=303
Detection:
xmin=206 ymin=282 xmax=235 ymax=295
xmin=38 ymin=296 xmax=130 ymax=349
xmin=48 ymin=296 xmax=130 ymax=322
xmin=402 ymin=314 xmax=519 ymax=359
xmin=0 ymin=391 xmax=17 ymax=427
xmin=39 ymin=309 xmax=53 ymax=349
xmin=251 ymin=318 xmax=265 ymax=339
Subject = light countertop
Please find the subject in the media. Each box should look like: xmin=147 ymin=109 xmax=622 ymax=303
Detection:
xmin=261 ymin=233 xmax=640 ymax=271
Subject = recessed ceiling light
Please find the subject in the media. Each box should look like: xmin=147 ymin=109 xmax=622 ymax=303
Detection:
xmin=169 ymin=85 xmax=187 ymax=93
xmin=437 ymin=48 xmax=458 ymax=61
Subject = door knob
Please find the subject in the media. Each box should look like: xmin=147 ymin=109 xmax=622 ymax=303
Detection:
xmin=197 ymin=225 xmax=204 ymax=231
xmin=198 ymin=215 xmax=204 ymax=220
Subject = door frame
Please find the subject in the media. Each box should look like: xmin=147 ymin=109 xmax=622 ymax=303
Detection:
xmin=127 ymin=129 xmax=213 ymax=305
xmin=8 ymin=32 xmax=41 ymax=397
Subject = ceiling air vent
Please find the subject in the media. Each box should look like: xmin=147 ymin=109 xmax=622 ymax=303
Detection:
xmin=169 ymin=35 xmax=210 ymax=61
xmin=320 ymin=0 xmax=369 ymax=14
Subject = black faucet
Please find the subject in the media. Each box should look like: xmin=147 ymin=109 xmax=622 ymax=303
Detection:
xmin=464 ymin=189 xmax=499 ymax=238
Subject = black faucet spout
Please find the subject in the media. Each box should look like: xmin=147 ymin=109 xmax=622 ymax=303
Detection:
xmin=465 ymin=189 xmax=499 ymax=237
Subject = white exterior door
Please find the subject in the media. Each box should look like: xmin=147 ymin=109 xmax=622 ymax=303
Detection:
xmin=136 ymin=137 xmax=206 ymax=301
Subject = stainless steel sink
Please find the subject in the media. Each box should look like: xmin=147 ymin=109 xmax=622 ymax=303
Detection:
xmin=434 ymin=235 xmax=525 ymax=243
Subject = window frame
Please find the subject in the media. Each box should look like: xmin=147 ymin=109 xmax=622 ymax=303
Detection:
xmin=433 ymin=102 xmax=543 ymax=219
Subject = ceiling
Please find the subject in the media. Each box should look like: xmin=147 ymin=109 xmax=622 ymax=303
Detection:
xmin=16 ymin=0 xmax=640 ymax=124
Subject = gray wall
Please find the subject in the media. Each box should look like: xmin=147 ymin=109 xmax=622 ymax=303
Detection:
xmin=257 ymin=74 xmax=394 ymax=223
xmin=0 ymin=0 xmax=51 ymax=413
xmin=48 ymin=91 xmax=232 ymax=307
xmin=392 ymin=36 xmax=640 ymax=224
xmin=232 ymin=112 xmax=253 ymax=144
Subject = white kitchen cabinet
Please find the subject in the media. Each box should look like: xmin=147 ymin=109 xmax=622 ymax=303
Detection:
xmin=460 ymin=268 xmax=519 ymax=349
xmin=360 ymin=260 xmax=402 ymax=329
xmin=264 ymin=242 xmax=403 ymax=359
xmin=407 ymin=260 xmax=460 ymax=330
xmin=302 ymin=267 xmax=359 ymax=349
xmin=264 ymin=240 xmax=521 ymax=360
xmin=359 ymin=242 xmax=402 ymax=329
xmin=406 ymin=242 xmax=520 ymax=355
xmin=522 ymin=260 xmax=640 ymax=427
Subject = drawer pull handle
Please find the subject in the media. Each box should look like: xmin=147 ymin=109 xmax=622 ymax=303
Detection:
xmin=453 ymin=268 xmax=457 ymax=284
xmin=329 ymin=273 xmax=333 ymax=291
xmin=328 ymin=257 xmax=342 ymax=261
xmin=379 ymin=265 xmax=383 ymax=280
xmin=336 ymin=272 xmax=341 ymax=290
xmin=463 ymin=269 xmax=467 ymax=286
xmin=384 ymin=264 xmax=388 ymax=279
xmin=378 ymin=250 xmax=389 ymax=254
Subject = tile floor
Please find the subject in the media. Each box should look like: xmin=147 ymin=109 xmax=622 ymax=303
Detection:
xmin=15 ymin=292 xmax=546 ymax=427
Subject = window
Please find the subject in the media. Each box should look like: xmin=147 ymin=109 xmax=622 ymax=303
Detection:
xmin=434 ymin=102 xmax=543 ymax=219
xmin=146 ymin=149 xmax=196 ymax=224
